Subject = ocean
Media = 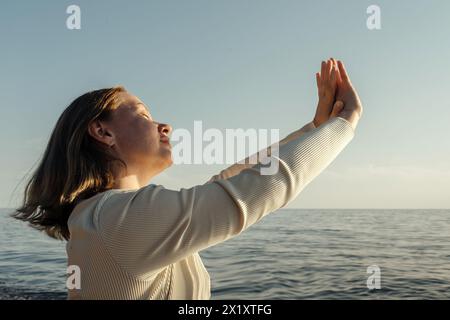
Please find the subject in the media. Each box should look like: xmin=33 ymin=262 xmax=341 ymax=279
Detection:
xmin=1 ymin=208 xmax=449 ymax=299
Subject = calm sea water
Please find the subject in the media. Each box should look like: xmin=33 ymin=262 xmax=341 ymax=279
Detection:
xmin=1 ymin=208 xmax=449 ymax=300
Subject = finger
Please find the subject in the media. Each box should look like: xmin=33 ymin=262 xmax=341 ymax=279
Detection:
xmin=330 ymin=100 xmax=344 ymax=117
xmin=316 ymin=72 xmax=322 ymax=96
xmin=337 ymin=60 xmax=351 ymax=85
xmin=330 ymin=64 xmax=337 ymax=85
xmin=331 ymin=57 xmax=337 ymax=69
xmin=324 ymin=59 xmax=332 ymax=81
xmin=330 ymin=58 xmax=341 ymax=84
xmin=320 ymin=61 xmax=326 ymax=81
xmin=335 ymin=64 xmax=343 ymax=85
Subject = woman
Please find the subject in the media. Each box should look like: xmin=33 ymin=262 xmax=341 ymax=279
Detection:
xmin=13 ymin=59 xmax=362 ymax=299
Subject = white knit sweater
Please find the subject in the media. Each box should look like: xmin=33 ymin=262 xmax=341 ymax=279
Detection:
xmin=66 ymin=116 xmax=355 ymax=299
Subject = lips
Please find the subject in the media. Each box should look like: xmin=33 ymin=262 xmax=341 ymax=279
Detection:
xmin=160 ymin=138 xmax=171 ymax=147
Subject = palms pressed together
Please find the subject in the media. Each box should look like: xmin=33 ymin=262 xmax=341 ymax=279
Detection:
xmin=313 ymin=58 xmax=363 ymax=130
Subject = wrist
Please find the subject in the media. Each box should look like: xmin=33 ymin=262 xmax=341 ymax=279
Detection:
xmin=338 ymin=110 xmax=359 ymax=131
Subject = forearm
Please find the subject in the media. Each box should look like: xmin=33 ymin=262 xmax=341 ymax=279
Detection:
xmin=279 ymin=121 xmax=316 ymax=147
xmin=207 ymin=120 xmax=316 ymax=182
xmin=214 ymin=116 xmax=354 ymax=230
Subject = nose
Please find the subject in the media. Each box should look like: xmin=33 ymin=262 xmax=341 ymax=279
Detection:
xmin=157 ymin=122 xmax=172 ymax=138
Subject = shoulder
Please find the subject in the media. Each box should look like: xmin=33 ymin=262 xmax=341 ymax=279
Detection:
xmin=67 ymin=190 xmax=113 ymax=236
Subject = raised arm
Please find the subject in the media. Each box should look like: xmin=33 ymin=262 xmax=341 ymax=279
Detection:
xmin=206 ymin=120 xmax=316 ymax=182
xmin=207 ymin=58 xmax=345 ymax=183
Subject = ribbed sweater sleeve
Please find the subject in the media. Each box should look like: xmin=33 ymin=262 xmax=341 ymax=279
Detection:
xmin=97 ymin=117 xmax=354 ymax=278
xmin=206 ymin=121 xmax=316 ymax=182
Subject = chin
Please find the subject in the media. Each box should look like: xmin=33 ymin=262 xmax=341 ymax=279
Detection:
xmin=165 ymin=156 xmax=174 ymax=168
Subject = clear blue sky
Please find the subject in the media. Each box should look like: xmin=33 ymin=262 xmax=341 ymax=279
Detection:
xmin=1 ymin=0 xmax=449 ymax=209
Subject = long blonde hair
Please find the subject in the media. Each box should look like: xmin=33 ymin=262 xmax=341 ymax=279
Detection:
xmin=12 ymin=86 xmax=127 ymax=240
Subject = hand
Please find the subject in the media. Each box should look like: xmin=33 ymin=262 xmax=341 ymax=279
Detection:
xmin=333 ymin=60 xmax=363 ymax=130
xmin=313 ymin=58 xmax=345 ymax=127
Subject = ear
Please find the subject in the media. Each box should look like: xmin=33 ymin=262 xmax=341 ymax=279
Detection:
xmin=88 ymin=119 xmax=115 ymax=147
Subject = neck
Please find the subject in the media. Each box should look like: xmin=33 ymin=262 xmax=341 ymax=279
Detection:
xmin=111 ymin=164 xmax=158 ymax=190
xmin=112 ymin=174 xmax=142 ymax=190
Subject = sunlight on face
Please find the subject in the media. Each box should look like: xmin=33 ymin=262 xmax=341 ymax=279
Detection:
xmin=109 ymin=92 xmax=173 ymax=180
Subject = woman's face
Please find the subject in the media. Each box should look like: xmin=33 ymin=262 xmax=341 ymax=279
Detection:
xmin=101 ymin=92 xmax=173 ymax=179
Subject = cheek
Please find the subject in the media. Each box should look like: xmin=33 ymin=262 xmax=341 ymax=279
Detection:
xmin=137 ymin=122 xmax=160 ymax=154
xmin=115 ymin=121 xmax=156 ymax=155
